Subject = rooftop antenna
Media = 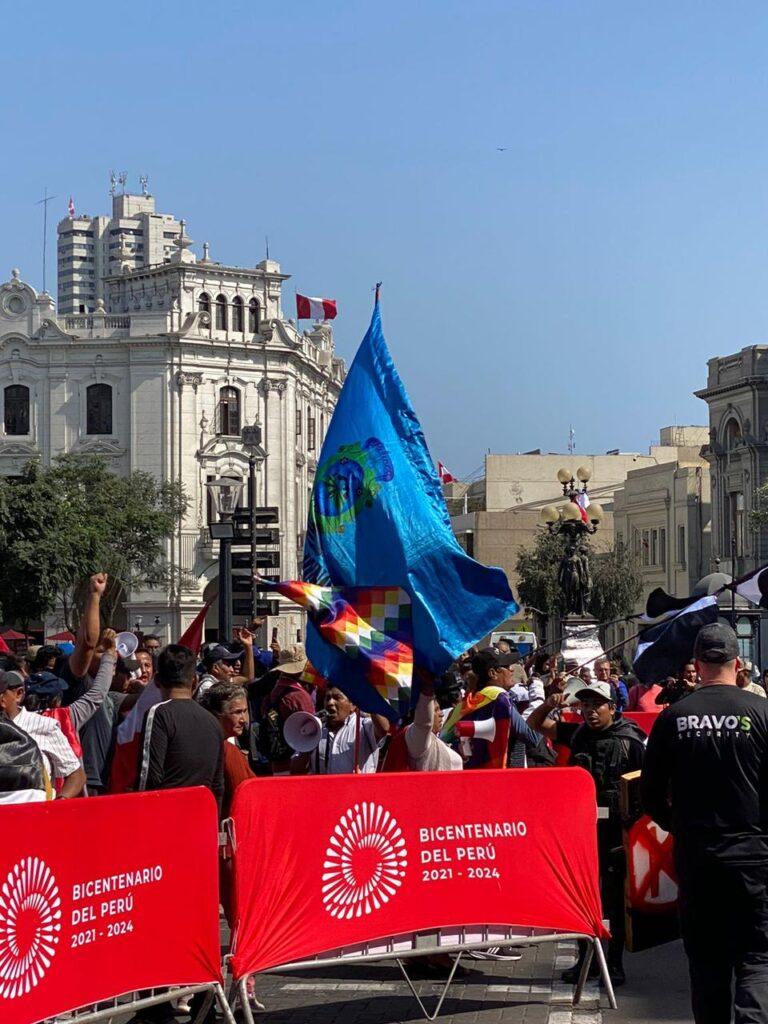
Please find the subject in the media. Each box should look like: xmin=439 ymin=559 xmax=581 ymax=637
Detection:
xmin=35 ymin=187 xmax=57 ymax=295
xmin=568 ymin=425 xmax=575 ymax=454
xmin=139 ymin=174 xmax=149 ymax=196
xmin=109 ymin=171 xmax=117 ymax=197
xmin=118 ymin=172 xmax=127 ymax=195
xmin=265 ymin=235 xmax=269 ymax=260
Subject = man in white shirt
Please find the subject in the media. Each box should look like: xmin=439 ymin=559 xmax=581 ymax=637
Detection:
xmin=309 ymin=687 xmax=389 ymax=774
xmin=0 ymin=672 xmax=85 ymax=797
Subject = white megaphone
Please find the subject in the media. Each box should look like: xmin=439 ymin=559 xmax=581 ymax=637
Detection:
xmin=283 ymin=711 xmax=323 ymax=753
xmin=115 ymin=631 xmax=139 ymax=659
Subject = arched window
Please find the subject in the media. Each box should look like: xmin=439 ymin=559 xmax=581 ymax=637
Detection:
xmin=248 ymin=298 xmax=260 ymax=333
xmin=4 ymin=385 xmax=30 ymax=435
xmin=232 ymin=296 xmax=244 ymax=332
xmin=198 ymin=292 xmax=210 ymax=315
xmin=218 ymin=386 xmax=241 ymax=436
xmin=215 ymin=294 xmax=227 ymax=330
xmin=86 ymin=383 xmax=113 ymax=435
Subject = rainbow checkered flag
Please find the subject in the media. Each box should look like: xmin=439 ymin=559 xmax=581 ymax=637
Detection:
xmin=259 ymin=578 xmax=412 ymax=721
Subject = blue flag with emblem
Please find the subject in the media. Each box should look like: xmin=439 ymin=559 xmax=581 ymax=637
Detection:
xmin=303 ymin=291 xmax=518 ymax=698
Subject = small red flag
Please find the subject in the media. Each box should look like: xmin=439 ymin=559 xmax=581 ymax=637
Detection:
xmin=177 ymin=600 xmax=213 ymax=654
xmin=296 ymin=294 xmax=337 ymax=321
xmin=68 ymin=196 xmax=75 ymax=218
xmin=438 ymin=461 xmax=457 ymax=484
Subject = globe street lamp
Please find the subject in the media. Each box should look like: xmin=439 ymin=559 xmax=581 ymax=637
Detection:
xmin=538 ymin=468 xmax=604 ymax=619
xmin=207 ymin=474 xmax=245 ymax=640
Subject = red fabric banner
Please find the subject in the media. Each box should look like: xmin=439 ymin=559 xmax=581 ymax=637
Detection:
xmin=230 ymin=768 xmax=607 ymax=980
xmin=0 ymin=788 xmax=221 ymax=1024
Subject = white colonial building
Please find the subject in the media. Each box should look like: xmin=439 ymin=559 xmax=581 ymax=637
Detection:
xmin=0 ymin=225 xmax=345 ymax=642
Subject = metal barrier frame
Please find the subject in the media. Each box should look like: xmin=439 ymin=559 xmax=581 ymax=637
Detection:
xmin=45 ymin=982 xmax=235 ymax=1024
xmin=232 ymin=924 xmax=617 ymax=1023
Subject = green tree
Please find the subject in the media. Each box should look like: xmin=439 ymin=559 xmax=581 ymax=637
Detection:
xmin=749 ymin=483 xmax=768 ymax=531
xmin=0 ymin=455 xmax=189 ymax=629
xmin=515 ymin=529 xmax=642 ymax=627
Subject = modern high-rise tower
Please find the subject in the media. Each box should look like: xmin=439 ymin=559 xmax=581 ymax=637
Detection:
xmin=56 ymin=186 xmax=181 ymax=314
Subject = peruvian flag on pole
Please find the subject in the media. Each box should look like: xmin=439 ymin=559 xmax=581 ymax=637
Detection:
xmin=438 ymin=461 xmax=457 ymax=484
xmin=296 ymin=294 xmax=338 ymax=321
xmin=68 ymin=196 xmax=75 ymax=218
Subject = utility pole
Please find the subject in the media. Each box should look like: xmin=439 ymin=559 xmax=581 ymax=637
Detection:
xmin=35 ymin=188 xmax=57 ymax=295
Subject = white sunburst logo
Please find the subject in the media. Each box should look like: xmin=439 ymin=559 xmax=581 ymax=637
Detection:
xmin=321 ymin=801 xmax=408 ymax=919
xmin=0 ymin=857 xmax=62 ymax=999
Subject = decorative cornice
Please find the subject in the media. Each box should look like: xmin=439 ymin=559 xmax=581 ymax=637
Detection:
xmin=175 ymin=370 xmax=203 ymax=391
xmin=258 ymin=378 xmax=287 ymax=395
xmin=72 ymin=437 xmax=126 ymax=456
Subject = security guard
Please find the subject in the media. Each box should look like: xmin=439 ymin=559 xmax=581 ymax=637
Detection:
xmin=642 ymin=622 xmax=768 ymax=1024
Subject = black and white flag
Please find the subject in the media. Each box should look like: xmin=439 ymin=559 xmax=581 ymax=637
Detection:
xmin=633 ymin=595 xmax=719 ymax=685
xmin=734 ymin=566 xmax=768 ymax=610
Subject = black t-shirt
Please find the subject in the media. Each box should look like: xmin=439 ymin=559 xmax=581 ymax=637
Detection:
xmin=641 ymin=684 xmax=768 ymax=864
xmin=137 ymin=698 xmax=224 ymax=816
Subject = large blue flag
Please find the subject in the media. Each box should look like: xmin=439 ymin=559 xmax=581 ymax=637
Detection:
xmin=303 ymin=295 xmax=518 ymax=694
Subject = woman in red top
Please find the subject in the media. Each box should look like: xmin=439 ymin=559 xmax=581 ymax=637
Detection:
xmin=200 ymin=682 xmax=255 ymax=817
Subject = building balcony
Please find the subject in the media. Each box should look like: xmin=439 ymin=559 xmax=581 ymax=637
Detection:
xmin=63 ymin=314 xmax=131 ymax=337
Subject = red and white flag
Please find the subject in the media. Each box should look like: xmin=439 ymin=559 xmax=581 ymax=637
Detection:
xmin=573 ymin=494 xmax=590 ymax=523
xmin=68 ymin=196 xmax=75 ymax=218
xmin=108 ymin=680 xmax=161 ymax=794
xmin=296 ymin=294 xmax=338 ymax=320
xmin=438 ymin=461 xmax=457 ymax=484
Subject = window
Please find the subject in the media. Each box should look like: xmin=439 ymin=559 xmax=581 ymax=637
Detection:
xmin=86 ymin=383 xmax=113 ymax=435
xmin=218 ymin=386 xmax=241 ymax=436
xmin=650 ymin=529 xmax=658 ymax=566
xmin=308 ymin=414 xmax=316 ymax=451
xmin=678 ymin=524 xmax=686 ymax=565
xmin=296 ymin=405 xmax=302 ymax=436
xmin=4 ymin=385 xmax=30 ymax=435
xmin=198 ymin=292 xmax=210 ymax=316
xmin=248 ymin=298 xmax=260 ymax=333
xmin=641 ymin=529 xmax=650 ymax=567
xmin=659 ymin=527 xmax=666 ymax=569
xmin=215 ymin=294 xmax=227 ymax=330
xmin=232 ymin=296 xmax=244 ymax=332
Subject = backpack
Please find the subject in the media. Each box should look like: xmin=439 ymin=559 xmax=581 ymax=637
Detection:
xmin=255 ymin=703 xmax=293 ymax=763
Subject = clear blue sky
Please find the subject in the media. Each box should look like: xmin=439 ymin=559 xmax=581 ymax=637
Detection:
xmin=2 ymin=2 xmax=768 ymax=476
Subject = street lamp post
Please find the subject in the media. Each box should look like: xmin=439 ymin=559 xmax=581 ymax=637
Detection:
xmin=241 ymin=425 xmax=268 ymax=626
xmin=731 ymin=492 xmax=745 ymax=627
xmin=206 ymin=475 xmax=245 ymax=641
xmin=538 ymin=466 xmax=605 ymax=620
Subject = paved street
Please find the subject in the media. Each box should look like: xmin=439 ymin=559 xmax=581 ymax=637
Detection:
xmin=232 ymin=939 xmax=692 ymax=1024
xmin=245 ymin=940 xmax=602 ymax=1024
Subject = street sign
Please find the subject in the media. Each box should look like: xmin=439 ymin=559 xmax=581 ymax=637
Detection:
xmin=233 ymin=523 xmax=279 ymax=544
xmin=233 ymin=506 xmax=279 ymax=525
xmin=241 ymin=424 xmax=262 ymax=448
xmin=232 ymin=598 xmax=280 ymax=618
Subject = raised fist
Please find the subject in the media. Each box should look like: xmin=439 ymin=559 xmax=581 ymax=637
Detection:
xmin=90 ymin=573 xmax=108 ymax=596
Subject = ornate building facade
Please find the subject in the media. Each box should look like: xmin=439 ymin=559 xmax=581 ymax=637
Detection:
xmin=0 ymin=231 xmax=345 ymax=640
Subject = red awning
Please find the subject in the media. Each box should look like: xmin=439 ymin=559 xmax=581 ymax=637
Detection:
xmin=47 ymin=630 xmax=76 ymax=642
xmin=0 ymin=629 xmax=31 ymax=641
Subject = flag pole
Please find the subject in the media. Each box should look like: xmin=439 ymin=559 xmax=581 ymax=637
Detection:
xmin=353 ymin=709 xmax=361 ymax=774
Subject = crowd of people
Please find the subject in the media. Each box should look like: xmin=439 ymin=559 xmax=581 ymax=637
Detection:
xmin=3 ymin=574 xmax=768 ymax=1022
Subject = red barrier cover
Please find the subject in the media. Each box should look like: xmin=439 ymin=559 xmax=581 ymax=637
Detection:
xmin=230 ymin=768 xmax=607 ymax=979
xmin=0 ymin=788 xmax=222 ymax=1024
xmin=623 ymin=711 xmax=660 ymax=733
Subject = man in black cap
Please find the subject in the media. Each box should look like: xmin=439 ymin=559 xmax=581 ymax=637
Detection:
xmin=528 ymin=677 xmax=646 ymax=986
xmin=642 ymin=621 xmax=768 ymax=1024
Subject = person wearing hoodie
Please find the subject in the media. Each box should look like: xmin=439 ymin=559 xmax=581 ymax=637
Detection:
xmin=527 ymin=680 xmax=646 ymax=988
